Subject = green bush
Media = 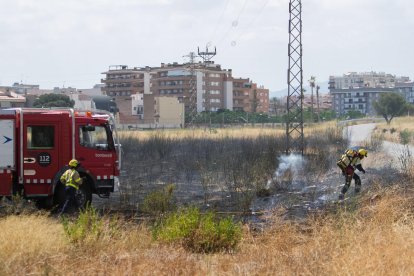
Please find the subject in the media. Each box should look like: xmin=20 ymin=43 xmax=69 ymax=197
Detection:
xmin=62 ymin=206 xmax=119 ymax=244
xmin=153 ymin=207 xmax=242 ymax=253
xmin=399 ymin=129 xmax=412 ymax=145
xmin=141 ymin=184 xmax=176 ymax=216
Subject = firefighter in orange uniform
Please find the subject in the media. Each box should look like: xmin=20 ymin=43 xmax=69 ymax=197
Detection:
xmin=59 ymin=159 xmax=83 ymax=215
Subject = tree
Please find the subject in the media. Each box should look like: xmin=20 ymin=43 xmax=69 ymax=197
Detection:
xmin=373 ymin=92 xmax=407 ymax=124
xmin=33 ymin=93 xmax=75 ymax=108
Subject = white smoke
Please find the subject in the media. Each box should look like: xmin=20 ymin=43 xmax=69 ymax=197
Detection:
xmin=276 ymin=154 xmax=306 ymax=177
xmin=267 ymin=154 xmax=306 ymax=189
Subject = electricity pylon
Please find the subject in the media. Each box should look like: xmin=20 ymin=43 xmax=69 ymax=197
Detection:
xmin=286 ymin=0 xmax=304 ymax=155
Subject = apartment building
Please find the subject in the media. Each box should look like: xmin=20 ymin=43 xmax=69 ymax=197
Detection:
xmin=149 ymin=62 xmax=233 ymax=113
xmin=329 ymin=72 xmax=409 ymax=90
xmin=395 ymin=81 xmax=414 ymax=104
xmin=101 ymin=62 xmax=269 ymax=125
xmin=232 ymin=78 xmax=269 ymax=113
xmin=0 ymin=83 xmax=40 ymax=95
xmin=0 ymin=89 xmax=26 ymax=108
xmin=329 ymin=72 xmax=411 ymax=116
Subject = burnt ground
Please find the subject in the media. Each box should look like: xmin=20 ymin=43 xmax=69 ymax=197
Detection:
xmin=91 ymin=123 xmax=408 ymax=225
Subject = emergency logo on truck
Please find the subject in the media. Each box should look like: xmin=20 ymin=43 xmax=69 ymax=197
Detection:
xmin=37 ymin=152 xmax=52 ymax=167
xmin=2 ymin=136 xmax=12 ymax=144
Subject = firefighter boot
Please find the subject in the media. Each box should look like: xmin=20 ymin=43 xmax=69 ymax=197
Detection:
xmin=339 ymin=176 xmax=351 ymax=200
xmin=355 ymin=178 xmax=361 ymax=194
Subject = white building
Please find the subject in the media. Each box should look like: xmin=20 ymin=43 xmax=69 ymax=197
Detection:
xmin=329 ymin=72 xmax=412 ymax=116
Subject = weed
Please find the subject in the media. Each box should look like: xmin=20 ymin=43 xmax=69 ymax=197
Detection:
xmin=140 ymin=184 xmax=176 ymax=215
xmin=62 ymin=205 xmax=119 ymax=244
xmin=153 ymin=207 xmax=242 ymax=253
xmin=397 ymin=145 xmax=413 ymax=178
xmin=0 ymin=195 xmax=38 ymax=216
xmin=364 ymin=132 xmax=384 ymax=152
xmin=399 ymin=129 xmax=411 ymax=145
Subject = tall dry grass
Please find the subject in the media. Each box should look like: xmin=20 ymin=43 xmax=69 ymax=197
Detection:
xmin=1 ymin=180 xmax=413 ymax=275
xmin=119 ymin=120 xmax=337 ymax=141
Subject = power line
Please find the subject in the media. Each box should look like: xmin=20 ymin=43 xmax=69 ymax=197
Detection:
xmin=230 ymin=0 xmax=271 ymax=46
xmin=216 ymin=0 xmax=250 ymax=47
xmin=207 ymin=0 xmax=230 ymax=46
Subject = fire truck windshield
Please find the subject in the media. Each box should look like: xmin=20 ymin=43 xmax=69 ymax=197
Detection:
xmin=79 ymin=125 xmax=113 ymax=150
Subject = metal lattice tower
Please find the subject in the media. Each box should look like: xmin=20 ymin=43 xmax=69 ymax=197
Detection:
xmin=184 ymin=52 xmax=198 ymax=127
xmin=286 ymin=0 xmax=304 ymax=155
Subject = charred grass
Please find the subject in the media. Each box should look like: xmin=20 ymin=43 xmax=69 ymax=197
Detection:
xmin=118 ymin=125 xmax=345 ymax=212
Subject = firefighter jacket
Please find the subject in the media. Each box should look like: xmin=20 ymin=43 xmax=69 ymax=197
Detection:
xmin=60 ymin=168 xmax=83 ymax=190
xmin=337 ymin=149 xmax=364 ymax=173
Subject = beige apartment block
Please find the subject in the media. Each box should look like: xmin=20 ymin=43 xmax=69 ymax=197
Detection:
xmin=143 ymin=95 xmax=184 ymax=128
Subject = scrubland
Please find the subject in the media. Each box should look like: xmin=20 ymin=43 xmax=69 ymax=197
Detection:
xmin=1 ymin=180 xmax=413 ymax=275
xmin=1 ymin=121 xmax=414 ymax=275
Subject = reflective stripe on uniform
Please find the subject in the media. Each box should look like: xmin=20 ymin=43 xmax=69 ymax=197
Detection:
xmin=60 ymin=169 xmax=81 ymax=190
xmin=66 ymin=183 xmax=79 ymax=190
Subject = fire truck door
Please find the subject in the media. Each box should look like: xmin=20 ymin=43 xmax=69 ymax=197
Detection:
xmin=23 ymin=124 xmax=60 ymax=196
xmin=77 ymin=124 xmax=116 ymax=181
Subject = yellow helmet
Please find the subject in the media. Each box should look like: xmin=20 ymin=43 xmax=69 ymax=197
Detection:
xmin=358 ymin=148 xmax=368 ymax=158
xmin=68 ymin=159 xmax=79 ymax=168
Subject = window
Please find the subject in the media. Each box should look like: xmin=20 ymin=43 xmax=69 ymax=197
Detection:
xmin=27 ymin=126 xmax=54 ymax=149
xmin=79 ymin=125 xmax=111 ymax=150
xmin=210 ymin=99 xmax=221 ymax=103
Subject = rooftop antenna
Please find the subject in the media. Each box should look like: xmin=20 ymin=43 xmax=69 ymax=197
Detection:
xmin=198 ymin=46 xmax=216 ymax=63
xmin=286 ymin=0 xmax=304 ymax=155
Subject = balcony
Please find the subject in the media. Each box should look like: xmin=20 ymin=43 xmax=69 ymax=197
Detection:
xmin=101 ymin=78 xmax=143 ymax=83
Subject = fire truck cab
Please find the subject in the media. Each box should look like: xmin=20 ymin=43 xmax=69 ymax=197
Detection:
xmin=0 ymin=108 xmax=121 ymax=208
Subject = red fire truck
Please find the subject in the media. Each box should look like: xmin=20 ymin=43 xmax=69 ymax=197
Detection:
xmin=0 ymin=108 xmax=121 ymax=208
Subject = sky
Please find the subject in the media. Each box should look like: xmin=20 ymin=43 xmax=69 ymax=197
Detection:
xmin=0 ymin=0 xmax=413 ymax=93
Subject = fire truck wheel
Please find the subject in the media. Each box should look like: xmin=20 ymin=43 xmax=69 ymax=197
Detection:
xmin=76 ymin=183 xmax=92 ymax=208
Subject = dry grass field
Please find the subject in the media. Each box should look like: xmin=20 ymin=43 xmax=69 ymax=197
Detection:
xmin=0 ymin=180 xmax=413 ymax=275
xmin=1 ymin=121 xmax=413 ymax=275
xmin=118 ymin=126 xmax=286 ymax=142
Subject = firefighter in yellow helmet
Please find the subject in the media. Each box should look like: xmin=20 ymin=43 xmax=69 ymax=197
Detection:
xmin=336 ymin=147 xmax=368 ymax=200
xmin=59 ymin=159 xmax=83 ymax=215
